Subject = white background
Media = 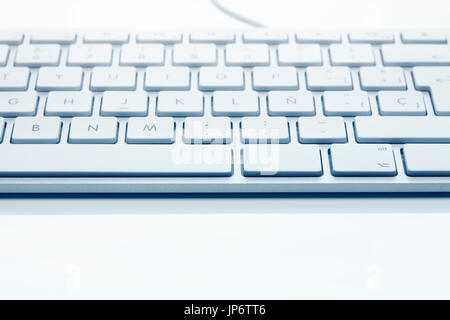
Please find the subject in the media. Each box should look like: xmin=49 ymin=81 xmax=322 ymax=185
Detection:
xmin=2 ymin=0 xmax=450 ymax=29
xmin=1 ymin=0 xmax=450 ymax=299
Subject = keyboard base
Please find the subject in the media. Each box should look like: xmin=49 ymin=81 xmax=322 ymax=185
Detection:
xmin=2 ymin=178 xmax=450 ymax=193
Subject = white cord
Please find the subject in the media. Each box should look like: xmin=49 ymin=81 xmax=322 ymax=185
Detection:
xmin=210 ymin=0 xmax=267 ymax=28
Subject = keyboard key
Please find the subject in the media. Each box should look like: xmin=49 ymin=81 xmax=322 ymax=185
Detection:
xmin=198 ymin=67 xmax=244 ymax=91
xmin=31 ymin=31 xmax=76 ymax=44
xmin=0 ymin=92 xmax=37 ymax=116
xmin=11 ymin=117 xmax=61 ymax=143
xmin=212 ymin=91 xmax=259 ymax=116
xmin=145 ymin=67 xmax=190 ymax=91
xmin=403 ymin=144 xmax=450 ymax=176
xmin=0 ymin=67 xmax=30 ymax=91
xmin=359 ymin=67 xmax=406 ymax=91
xmin=329 ymin=44 xmax=375 ymax=66
xmin=241 ymin=117 xmax=290 ymax=143
xmin=381 ymin=44 xmax=450 ymax=66
xmin=157 ymin=91 xmax=204 ymax=116
xmin=45 ymin=92 xmax=93 ymax=116
xmin=100 ymin=91 xmax=148 ymax=117
xmin=267 ymin=91 xmax=315 ymax=116
xmin=243 ymin=31 xmax=288 ymax=44
xmin=101 ymin=92 xmax=148 ymax=117
xmin=126 ymin=117 xmax=175 ymax=144
xmin=413 ymin=66 xmax=450 ymax=115
xmin=120 ymin=44 xmax=165 ymax=66
xmin=298 ymin=117 xmax=347 ymax=143
xmin=0 ymin=45 xmax=9 ymax=66
xmin=277 ymin=44 xmax=322 ymax=66
xmin=323 ymin=91 xmax=371 ymax=116
xmin=0 ymin=117 xmax=4 ymax=142
xmin=183 ymin=117 xmax=232 ymax=144
xmin=36 ymin=67 xmax=83 ymax=91
xmin=252 ymin=67 xmax=298 ymax=91
xmin=354 ymin=117 xmax=450 ymax=143
xmin=0 ymin=32 xmax=23 ymax=45
xmin=190 ymin=31 xmax=235 ymax=44
xmin=90 ymin=67 xmax=136 ymax=91
xmin=69 ymin=117 xmax=118 ymax=144
xmin=172 ymin=44 xmax=217 ymax=66
xmin=242 ymin=144 xmax=322 ymax=176
xmin=348 ymin=32 xmax=394 ymax=44
xmin=84 ymin=32 xmax=129 ymax=44
xmin=401 ymin=31 xmax=447 ymax=44
xmin=306 ymin=67 xmax=353 ymax=91
xmin=0 ymin=144 xmax=232 ymax=177
xmin=296 ymin=31 xmax=341 ymax=44
xmin=225 ymin=44 xmax=270 ymax=67
xmin=137 ymin=31 xmax=182 ymax=44
xmin=15 ymin=44 xmax=61 ymax=67
xmin=330 ymin=144 xmax=397 ymax=176
xmin=67 ymin=44 xmax=113 ymax=67
xmin=377 ymin=91 xmax=426 ymax=115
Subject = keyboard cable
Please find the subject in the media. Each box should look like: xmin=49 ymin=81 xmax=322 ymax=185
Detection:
xmin=210 ymin=0 xmax=266 ymax=28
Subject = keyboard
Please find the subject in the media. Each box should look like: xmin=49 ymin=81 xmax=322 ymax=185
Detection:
xmin=1 ymin=29 xmax=450 ymax=193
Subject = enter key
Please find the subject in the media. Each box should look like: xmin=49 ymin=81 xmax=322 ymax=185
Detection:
xmin=330 ymin=144 xmax=397 ymax=176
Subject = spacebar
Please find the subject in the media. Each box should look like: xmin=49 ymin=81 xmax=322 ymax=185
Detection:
xmin=0 ymin=145 xmax=233 ymax=177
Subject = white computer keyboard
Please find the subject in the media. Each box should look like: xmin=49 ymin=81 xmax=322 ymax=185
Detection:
xmin=1 ymin=29 xmax=450 ymax=193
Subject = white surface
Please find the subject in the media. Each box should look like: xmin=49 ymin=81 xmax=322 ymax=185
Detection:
xmin=1 ymin=196 xmax=450 ymax=299
xmin=2 ymin=0 xmax=450 ymax=29
xmin=1 ymin=0 xmax=450 ymax=299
